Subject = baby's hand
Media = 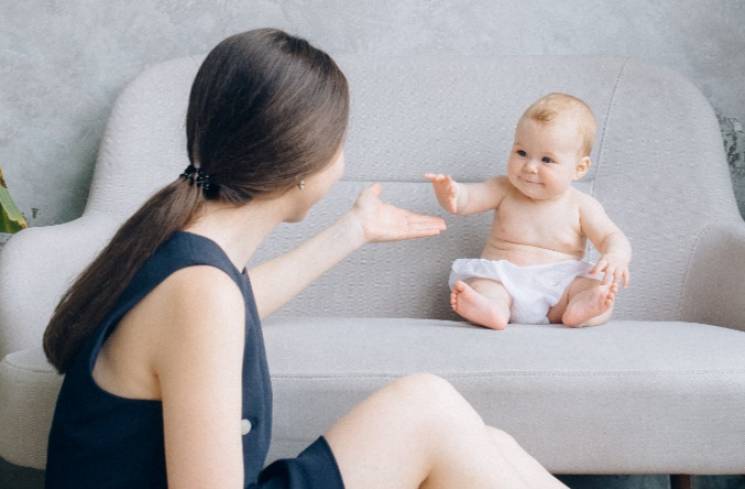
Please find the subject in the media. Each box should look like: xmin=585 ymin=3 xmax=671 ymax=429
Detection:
xmin=424 ymin=173 xmax=459 ymax=214
xmin=591 ymin=253 xmax=630 ymax=288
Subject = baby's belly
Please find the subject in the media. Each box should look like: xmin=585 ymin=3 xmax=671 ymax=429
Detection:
xmin=481 ymin=238 xmax=584 ymax=266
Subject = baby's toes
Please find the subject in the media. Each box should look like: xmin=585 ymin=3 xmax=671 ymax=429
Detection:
xmin=605 ymin=283 xmax=617 ymax=297
xmin=605 ymin=289 xmax=617 ymax=305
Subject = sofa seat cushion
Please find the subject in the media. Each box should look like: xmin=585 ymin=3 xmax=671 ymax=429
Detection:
xmin=3 ymin=319 xmax=744 ymax=473
xmin=263 ymin=318 xmax=745 ymax=474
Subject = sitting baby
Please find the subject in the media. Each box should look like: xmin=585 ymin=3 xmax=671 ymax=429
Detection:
xmin=426 ymin=92 xmax=631 ymax=329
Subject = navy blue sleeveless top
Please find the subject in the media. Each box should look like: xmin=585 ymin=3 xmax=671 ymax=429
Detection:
xmin=45 ymin=230 xmax=345 ymax=489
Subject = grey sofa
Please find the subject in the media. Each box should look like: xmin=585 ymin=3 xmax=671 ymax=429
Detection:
xmin=1 ymin=54 xmax=744 ymax=482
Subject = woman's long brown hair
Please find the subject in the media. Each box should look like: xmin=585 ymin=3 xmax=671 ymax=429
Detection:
xmin=43 ymin=28 xmax=349 ymax=374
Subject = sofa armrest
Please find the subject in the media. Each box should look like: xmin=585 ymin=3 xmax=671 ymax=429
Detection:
xmin=0 ymin=346 xmax=62 ymax=468
xmin=680 ymin=221 xmax=745 ymax=332
xmin=0 ymin=211 xmax=118 ymax=358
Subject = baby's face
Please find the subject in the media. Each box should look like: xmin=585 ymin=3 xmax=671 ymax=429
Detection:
xmin=506 ymin=117 xmax=589 ymax=200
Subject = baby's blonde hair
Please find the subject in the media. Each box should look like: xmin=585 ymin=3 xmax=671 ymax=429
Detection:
xmin=520 ymin=92 xmax=597 ymax=158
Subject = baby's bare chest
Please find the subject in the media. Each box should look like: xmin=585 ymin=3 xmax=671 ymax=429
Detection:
xmin=491 ymin=196 xmax=583 ymax=246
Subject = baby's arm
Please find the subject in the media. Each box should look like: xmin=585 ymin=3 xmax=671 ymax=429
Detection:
xmin=578 ymin=194 xmax=632 ymax=287
xmin=424 ymin=173 xmax=509 ymax=215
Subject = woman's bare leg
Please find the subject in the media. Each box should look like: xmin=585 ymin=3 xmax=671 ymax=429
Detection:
xmin=323 ymin=373 xmax=567 ymax=489
xmin=484 ymin=425 xmax=567 ymax=488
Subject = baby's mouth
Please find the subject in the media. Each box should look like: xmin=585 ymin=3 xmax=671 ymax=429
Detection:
xmin=520 ymin=176 xmax=543 ymax=185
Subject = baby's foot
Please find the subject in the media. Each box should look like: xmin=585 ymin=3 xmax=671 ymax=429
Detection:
xmin=562 ymin=282 xmax=618 ymax=327
xmin=450 ymin=280 xmax=509 ymax=330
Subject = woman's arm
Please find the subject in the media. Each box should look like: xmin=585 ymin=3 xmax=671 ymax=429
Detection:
xmin=247 ymin=212 xmax=363 ymax=319
xmin=155 ymin=266 xmax=246 ymax=489
xmin=248 ymin=183 xmax=446 ymax=319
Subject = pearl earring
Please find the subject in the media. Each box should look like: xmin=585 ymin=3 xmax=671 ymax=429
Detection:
xmin=298 ymin=179 xmax=305 ymax=190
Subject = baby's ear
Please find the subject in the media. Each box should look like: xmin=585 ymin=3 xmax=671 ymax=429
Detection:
xmin=574 ymin=156 xmax=592 ymax=179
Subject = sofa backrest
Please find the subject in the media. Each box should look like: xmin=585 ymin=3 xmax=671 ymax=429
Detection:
xmin=0 ymin=54 xmax=739 ymax=356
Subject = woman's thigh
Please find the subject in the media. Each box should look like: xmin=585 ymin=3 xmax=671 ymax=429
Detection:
xmin=323 ymin=372 xmax=481 ymax=489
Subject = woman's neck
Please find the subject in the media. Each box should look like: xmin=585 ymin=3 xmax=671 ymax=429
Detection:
xmin=182 ymin=197 xmax=287 ymax=273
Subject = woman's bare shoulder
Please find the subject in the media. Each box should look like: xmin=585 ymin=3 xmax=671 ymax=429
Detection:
xmin=149 ymin=266 xmax=246 ymax=376
xmin=159 ymin=265 xmax=245 ymax=307
xmin=93 ymin=265 xmax=246 ymax=402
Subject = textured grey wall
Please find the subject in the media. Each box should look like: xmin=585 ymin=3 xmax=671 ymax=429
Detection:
xmin=1 ymin=0 xmax=744 ymax=227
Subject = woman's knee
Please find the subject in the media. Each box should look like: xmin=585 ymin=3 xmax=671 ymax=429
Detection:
xmin=389 ymin=373 xmax=483 ymax=429
xmin=390 ymin=373 xmax=455 ymax=403
xmin=485 ymin=424 xmax=517 ymax=447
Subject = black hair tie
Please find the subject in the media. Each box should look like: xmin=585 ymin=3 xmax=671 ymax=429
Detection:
xmin=180 ymin=164 xmax=219 ymax=198
xmin=179 ymin=164 xmax=197 ymax=181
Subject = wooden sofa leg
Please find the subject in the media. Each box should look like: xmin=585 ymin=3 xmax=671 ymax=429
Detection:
xmin=670 ymin=474 xmax=692 ymax=489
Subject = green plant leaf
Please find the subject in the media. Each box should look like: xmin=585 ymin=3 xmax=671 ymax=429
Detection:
xmin=0 ymin=166 xmax=28 ymax=233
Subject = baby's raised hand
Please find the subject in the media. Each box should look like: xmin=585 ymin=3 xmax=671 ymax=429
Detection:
xmin=591 ymin=253 xmax=630 ymax=288
xmin=424 ymin=173 xmax=459 ymax=214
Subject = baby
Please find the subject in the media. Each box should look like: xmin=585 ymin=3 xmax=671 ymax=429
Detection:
xmin=426 ymin=92 xmax=631 ymax=329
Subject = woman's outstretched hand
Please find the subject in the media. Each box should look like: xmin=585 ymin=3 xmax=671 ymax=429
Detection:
xmin=348 ymin=183 xmax=447 ymax=244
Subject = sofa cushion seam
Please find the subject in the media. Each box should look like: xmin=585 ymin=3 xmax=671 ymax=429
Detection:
xmin=590 ymin=56 xmax=629 ymax=197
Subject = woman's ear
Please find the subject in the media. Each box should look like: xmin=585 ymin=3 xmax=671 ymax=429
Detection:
xmin=574 ymin=156 xmax=592 ymax=179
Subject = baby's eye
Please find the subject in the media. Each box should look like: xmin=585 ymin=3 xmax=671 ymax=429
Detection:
xmin=542 ymin=156 xmax=554 ymax=164
xmin=516 ymin=150 xmax=526 ymax=157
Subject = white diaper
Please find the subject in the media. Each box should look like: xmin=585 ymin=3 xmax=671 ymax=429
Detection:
xmin=448 ymin=258 xmax=600 ymax=325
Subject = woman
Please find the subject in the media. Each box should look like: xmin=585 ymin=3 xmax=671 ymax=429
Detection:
xmin=42 ymin=28 xmax=568 ymax=489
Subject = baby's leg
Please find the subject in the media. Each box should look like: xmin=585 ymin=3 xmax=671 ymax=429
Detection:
xmin=550 ymin=276 xmax=618 ymax=327
xmin=450 ymin=278 xmax=512 ymax=330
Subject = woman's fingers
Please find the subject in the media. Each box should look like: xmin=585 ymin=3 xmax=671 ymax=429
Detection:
xmin=403 ymin=212 xmax=445 ymax=223
xmin=404 ymin=213 xmax=446 ymax=229
xmin=406 ymin=217 xmax=447 ymax=234
xmin=408 ymin=220 xmax=447 ymax=233
xmin=355 ymin=183 xmax=383 ymax=209
xmin=406 ymin=222 xmax=447 ymax=238
xmin=380 ymin=209 xmax=446 ymax=240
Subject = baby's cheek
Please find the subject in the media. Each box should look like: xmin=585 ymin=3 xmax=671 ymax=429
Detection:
xmin=545 ymin=175 xmax=569 ymax=195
